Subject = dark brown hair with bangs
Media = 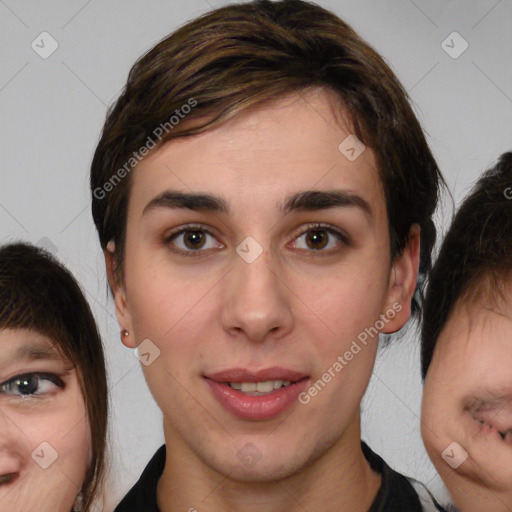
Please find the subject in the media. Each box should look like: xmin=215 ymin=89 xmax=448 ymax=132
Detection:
xmin=0 ymin=242 xmax=107 ymax=511
xmin=421 ymin=152 xmax=512 ymax=379
xmin=90 ymin=0 xmax=444 ymax=317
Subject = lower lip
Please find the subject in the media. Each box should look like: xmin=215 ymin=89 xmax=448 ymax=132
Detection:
xmin=206 ymin=378 xmax=309 ymax=421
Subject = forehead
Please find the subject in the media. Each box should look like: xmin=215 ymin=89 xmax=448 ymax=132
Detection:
xmin=128 ymin=90 xmax=385 ymax=217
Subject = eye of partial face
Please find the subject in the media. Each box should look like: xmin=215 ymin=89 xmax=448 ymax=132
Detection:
xmin=0 ymin=372 xmax=65 ymax=397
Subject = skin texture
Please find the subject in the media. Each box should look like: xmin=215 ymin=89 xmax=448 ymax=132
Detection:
xmin=0 ymin=328 xmax=90 ymax=512
xmin=107 ymin=89 xmax=420 ymax=512
xmin=422 ymin=293 xmax=512 ymax=512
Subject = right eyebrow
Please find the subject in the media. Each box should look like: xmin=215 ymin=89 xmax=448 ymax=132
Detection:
xmin=15 ymin=340 xmax=63 ymax=362
xmin=143 ymin=190 xmax=230 ymax=215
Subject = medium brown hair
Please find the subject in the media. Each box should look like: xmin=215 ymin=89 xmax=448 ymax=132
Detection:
xmin=421 ymin=152 xmax=512 ymax=378
xmin=91 ymin=0 xmax=444 ymax=317
xmin=0 ymin=242 xmax=107 ymax=511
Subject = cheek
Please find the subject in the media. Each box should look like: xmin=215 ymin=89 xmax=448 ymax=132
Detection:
xmin=420 ymin=346 xmax=463 ymax=443
xmin=420 ymin=378 xmax=443 ymax=457
xmin=125 ymin=246 xmax=208 ymax=340
xmin=20 ymin=401 xmax=91 ymax=471
xmin=316 ymin=268 xmax=390 ymax=342
xmin=4 ymin=397 xmax=91 ymax=511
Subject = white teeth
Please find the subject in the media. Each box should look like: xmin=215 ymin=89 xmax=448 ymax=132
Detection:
xmin=241 ymin=382 xmax=257 ymax=393
xmin=228 ymin=380 xmax=293 ymax=392
xmin=256 ymin=381 xmax=274 ymax=393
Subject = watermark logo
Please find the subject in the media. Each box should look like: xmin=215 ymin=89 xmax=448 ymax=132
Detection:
xmin=31 ymin=441 xmax=58 ymax=469
xmin=134 ymin=338 xmax=161 ymax=366
xmin=504 ymin=187 xmax=512 ymax=200
xmin=37 ymin=237 xmax=58 ymax=255
xmin=441 ymin=441 xmax=468 ymax=469
xmin=31 ymin=31 xmax=59 ymax=59
xmin=441 ymin=32 xmax=468 ymax=59
xmin=338 ymin=134 xmax=365 ymax=161
xmin=298 ymin=303 xmax=402 ymax=405
xmin=237 ymin=442 xmax=262 ymax=468
xmin=93 ymin=98 xmax=198 ymax=200
xmin=236 ymin=236 xmax=263 ymax=264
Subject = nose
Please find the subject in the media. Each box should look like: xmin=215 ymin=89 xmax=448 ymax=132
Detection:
xmin=0 ymin=409 xmax=25 ymax=476
xmin=221 ymin=244 xmax=294 ymax=343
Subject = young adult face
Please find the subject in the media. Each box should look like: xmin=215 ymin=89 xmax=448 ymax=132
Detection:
xmin=109 ymin=90 xmax=419 ymax=484
xmin=422 ymin=288 xmax=512 ymax=511
xmin=0 ymin=328 xmax=91 ymax=512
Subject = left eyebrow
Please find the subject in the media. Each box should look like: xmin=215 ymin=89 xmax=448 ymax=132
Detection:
xmin=143 ymin=189 xmax=373 ymax=218
xmin=280 ymin=190 xmax=373 ymax=218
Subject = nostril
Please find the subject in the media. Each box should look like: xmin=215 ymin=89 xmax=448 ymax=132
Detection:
xmin=0 ymin=472 xmax=18 ymax=486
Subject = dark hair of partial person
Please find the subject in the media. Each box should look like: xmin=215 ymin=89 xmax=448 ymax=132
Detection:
xmin=90 ymin=0 xmax=445 ymax=319
xmin=421 ymin=152 xmax=512 ymax=379
xmin=0 ymin=242 xmax=108 ymax=511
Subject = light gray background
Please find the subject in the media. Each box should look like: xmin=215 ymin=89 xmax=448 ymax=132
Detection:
xmin=1 ymin=0 xmax=511 ymax=510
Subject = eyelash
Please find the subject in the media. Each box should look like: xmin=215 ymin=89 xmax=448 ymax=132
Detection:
xmin=0 ymin=372 xmax=65 ymax=398
xmin=163 ymin=223 xmax=350 ymax=257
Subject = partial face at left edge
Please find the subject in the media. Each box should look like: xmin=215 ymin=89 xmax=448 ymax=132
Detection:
xmin=0 ymin=328 xmax=91 ymax=512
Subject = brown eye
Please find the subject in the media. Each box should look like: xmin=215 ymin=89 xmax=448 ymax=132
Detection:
xmin=305 ymin=230 xmax=329 ymax=250
xmin=164 ymin=225 xmax=224 ymax=256
xmin=183 ymin=230 xmax=206 ymax=250
xmin=291 ymin=224 xmax=349 ymax=253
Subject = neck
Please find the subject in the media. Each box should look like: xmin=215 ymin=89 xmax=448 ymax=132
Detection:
xmin=157 ymin=414 xmax=381 ymax=512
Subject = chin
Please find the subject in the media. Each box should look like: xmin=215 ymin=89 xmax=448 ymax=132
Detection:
xmin=227 ymin=460 xmax=300 ymax=483
xmin=203 ymin=446 xmax=306 ymax=483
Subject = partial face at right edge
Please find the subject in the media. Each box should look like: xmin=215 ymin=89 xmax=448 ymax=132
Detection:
xmin=421 ymin=292 xmax=512 ymax=511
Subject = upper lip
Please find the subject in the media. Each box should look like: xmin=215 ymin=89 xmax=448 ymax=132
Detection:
xmin=205 ymin=367 xmax=308 ymax=383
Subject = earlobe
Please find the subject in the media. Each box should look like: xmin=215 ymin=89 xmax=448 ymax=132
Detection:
xmin=380 ymin=224 xmax=421 ymax=334
xmin=103 ymin=242 xmax=136 ymax=348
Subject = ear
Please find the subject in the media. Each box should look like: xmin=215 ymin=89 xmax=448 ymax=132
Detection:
xmin=380 ymin=224 xmax=421 ymax=334
xmin=104 ymin=241 xmax=136 ymax=348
